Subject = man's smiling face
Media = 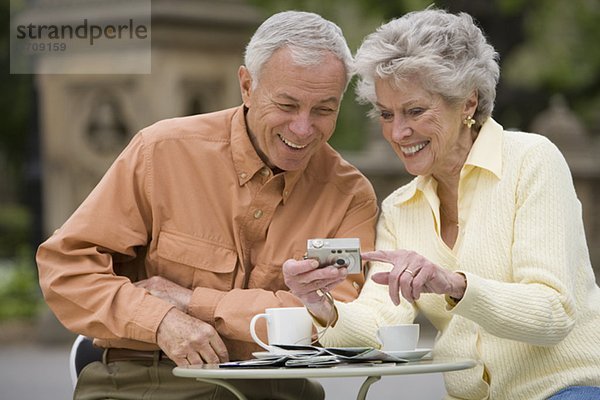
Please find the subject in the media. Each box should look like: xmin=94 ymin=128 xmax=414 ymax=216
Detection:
xmin=239 ymin=47 xmax=347 ymax=171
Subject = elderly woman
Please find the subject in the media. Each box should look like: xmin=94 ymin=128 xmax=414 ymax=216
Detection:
xmin=283 ymin=9 xmax=600 ymax=400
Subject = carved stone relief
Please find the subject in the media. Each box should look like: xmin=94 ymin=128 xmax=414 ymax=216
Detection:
xmin=179 ymin=78 xmax=225 ymax=116
xmin=85 ymin=92 xmax=129 ymax=155
xmin=67 ymin=80 xmax=138 ymax=175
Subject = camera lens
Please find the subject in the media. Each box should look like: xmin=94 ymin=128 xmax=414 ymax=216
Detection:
xmin=334 ymin=255 xmax=351 ymax=267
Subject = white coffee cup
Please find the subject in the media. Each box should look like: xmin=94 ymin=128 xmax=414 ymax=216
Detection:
xmin=249 ymin=307 xmax=313 ymax=352
xmin=376 ymin=324 xmax=419 ymax=351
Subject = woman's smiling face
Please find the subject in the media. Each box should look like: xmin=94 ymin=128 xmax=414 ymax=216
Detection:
xmin=374 ymin=78 xmax=474 ymax=178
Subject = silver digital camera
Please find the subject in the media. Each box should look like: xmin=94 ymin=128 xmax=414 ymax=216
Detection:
xmin=306 ymin=238 xmax=362 ymax=274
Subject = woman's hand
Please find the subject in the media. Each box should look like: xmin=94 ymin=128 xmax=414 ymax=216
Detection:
xmin=362 ymin=250 xmax=466 ymax=305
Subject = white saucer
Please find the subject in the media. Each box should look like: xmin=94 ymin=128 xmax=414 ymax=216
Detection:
xmin=382 ymin=348 xmax=432 ymax=360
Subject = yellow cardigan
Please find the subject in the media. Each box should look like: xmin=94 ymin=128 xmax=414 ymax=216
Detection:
xmin=320 ymin=119 xmax=600 ymax=399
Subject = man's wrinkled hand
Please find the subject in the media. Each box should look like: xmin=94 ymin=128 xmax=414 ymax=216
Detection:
xmin=282 ymin=258 xmax=346 ymax=324
xmin=135 ymin=276 xmax=192 ymax=313
xmin=282 ymin=258 xmax=347 ymax=305
xmin=157 ymin=308 xmax=229 ymax=366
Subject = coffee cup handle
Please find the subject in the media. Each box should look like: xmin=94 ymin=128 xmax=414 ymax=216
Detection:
xmin=249 ymin=313 xmax=271 ymax=351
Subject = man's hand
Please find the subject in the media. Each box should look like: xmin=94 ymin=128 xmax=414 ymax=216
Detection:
xmin=135 ymin=276 xmax=192 ymax=313
xmin=157 ymin=308 xmax=229 ymax=366
xmin=363 ymin=250 xmax=467 ymax=305
xmin=282 ymin=258 xmax=347 ymax=323
xmin=283 ymin=258 xmax=347 ymax=304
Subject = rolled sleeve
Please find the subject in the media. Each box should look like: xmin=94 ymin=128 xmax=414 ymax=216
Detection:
xmin=188 ymin=287 xmax=227 ymax=326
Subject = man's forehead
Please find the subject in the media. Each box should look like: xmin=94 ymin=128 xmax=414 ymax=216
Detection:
xmin=273 ymin=92 xmax=340 ymax=105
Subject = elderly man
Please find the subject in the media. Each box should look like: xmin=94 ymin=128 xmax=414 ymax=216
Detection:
xmin=36 ymin=10 xmax=377 ymax=400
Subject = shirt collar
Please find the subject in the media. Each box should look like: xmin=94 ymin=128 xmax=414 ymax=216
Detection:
xmin=393 ymin=117 xmax=504 ymax=207
xmin=231 ymin=106 xmax=265 ymax=185
xmin=230 ymin=106 xmax=304 ymax=202
xmin=463 ymin=117 xmax=503 ymax=180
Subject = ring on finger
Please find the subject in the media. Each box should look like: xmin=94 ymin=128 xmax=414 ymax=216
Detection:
xmin=403 ymin=269 xmax=414 ymax=276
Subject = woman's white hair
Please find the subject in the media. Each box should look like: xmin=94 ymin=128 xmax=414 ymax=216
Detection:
xmin=244 ymin=10 xmax=354 ymax=88
xmin=355 ymin=9 xmax=500 ymax=126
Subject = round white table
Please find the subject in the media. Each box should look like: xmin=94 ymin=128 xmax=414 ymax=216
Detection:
xmin=173 ymin=358 xmax=476 ymax=400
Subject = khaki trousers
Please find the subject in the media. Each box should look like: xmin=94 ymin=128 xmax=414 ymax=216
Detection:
xmin=74 ymin=358 xmax=325 ymax=400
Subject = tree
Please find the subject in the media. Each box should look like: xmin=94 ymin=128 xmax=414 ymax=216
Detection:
xmin=1 ymin=1 xmax=32 ymax=201
xmin=500 ymin=0 xmax=600 ymax=132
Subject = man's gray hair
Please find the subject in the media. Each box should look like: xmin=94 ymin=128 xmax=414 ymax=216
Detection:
xmin=244 ymin=10 xmax=354 ymax=88
xmin=355 ymin=9 xmax=500 ymax=126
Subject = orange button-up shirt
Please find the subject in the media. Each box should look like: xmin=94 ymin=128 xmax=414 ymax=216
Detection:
xmin=37 ymin=106 xmax=378 ymax=360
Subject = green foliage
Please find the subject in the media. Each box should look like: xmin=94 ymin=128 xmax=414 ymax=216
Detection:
xmin=1 ymin=2 xmax=42 ymax=322
xmin=354 ymin=0 xmax=433 ymax=18
xmin=0 ymin=204 xmax=32 ymax=259
xmin=330 ymin=79 xmax=372 ymax=150
xmin=0 ymin=246 xmax=42 ymax=321
xmin=499 ymin=0 xmax=600 ymax=131
xmin=497 ymin=0 xmax=527 ymax=14
xmin=1 ymin=1 xmax=32 ymax=175
xmin=503 ymin=0 xmax=600 ymax=92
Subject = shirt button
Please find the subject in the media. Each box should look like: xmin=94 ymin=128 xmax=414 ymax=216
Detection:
xmin=240 ymin=172 xmax=247 ymax=179
xmin=253 ymin=209 xmax=263 ymax=219
xmin=260 ymin=168 xmax=270 ymax=176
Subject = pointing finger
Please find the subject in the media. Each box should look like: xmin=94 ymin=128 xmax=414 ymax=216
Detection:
xmin=371 ymin=272 xmax=390 ymax=284
xmin=361 ymin=250 xmax=392 ymax=263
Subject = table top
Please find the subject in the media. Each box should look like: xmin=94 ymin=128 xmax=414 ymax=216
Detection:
xmin=173 ymin=358 xmax=476 ymax=380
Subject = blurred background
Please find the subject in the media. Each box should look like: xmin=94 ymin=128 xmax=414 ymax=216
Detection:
xmin=1 ymin=0 xmax=599 ymax=398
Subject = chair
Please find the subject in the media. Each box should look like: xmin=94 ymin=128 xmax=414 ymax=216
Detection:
xmin=69 ymin=335 xmax=104 ymax=388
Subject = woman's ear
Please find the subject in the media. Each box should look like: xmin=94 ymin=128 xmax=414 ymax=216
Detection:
xmin=238 ymin=66 xmax=253 ymax=107
xmin=463 ymin=89 xmax=478 ymax=117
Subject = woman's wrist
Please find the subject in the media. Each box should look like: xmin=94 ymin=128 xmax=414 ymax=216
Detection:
xmin=449 ymin=272 xmax=467 ymax=302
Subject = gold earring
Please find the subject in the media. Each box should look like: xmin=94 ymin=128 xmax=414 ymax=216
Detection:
xmin=463 ymin=115 xmax=476 ymax=128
